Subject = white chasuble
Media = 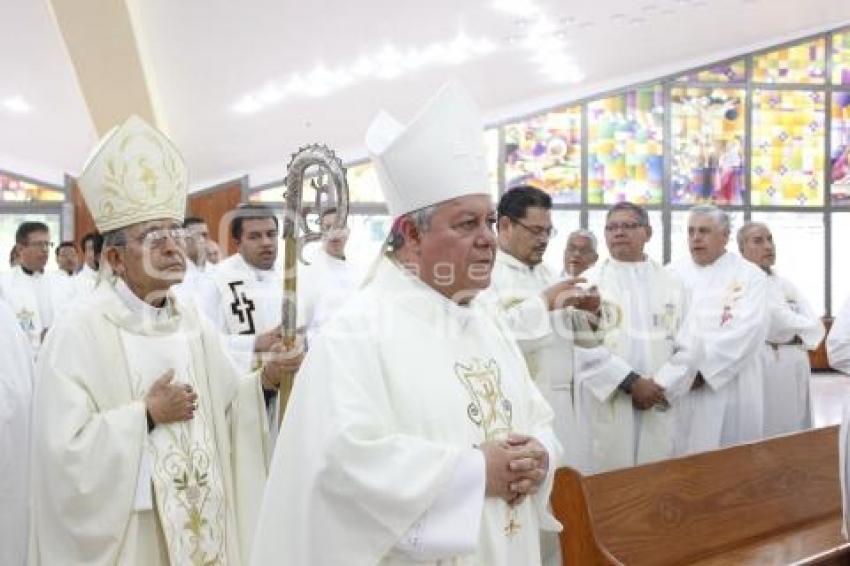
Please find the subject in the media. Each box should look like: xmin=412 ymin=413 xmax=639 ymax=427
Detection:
xmin=668 ymin=252 xmax=768 ymax=454
xmin=761 ymin=273 xmax=824 ymax=436
xmin=30 ymin=282 xmax=268 ymax=566
xmin=119 ymin=329 xmax=228 ymax=564
xmin=0 ymin=266 xmax=74 ymax=354
xmin=251 ymin=258 xmax=561 ymax=566
xmin=577 ymin=257 xmax=694 ymax=472
xmin=477 ymin=250 xmax=601 ymax=473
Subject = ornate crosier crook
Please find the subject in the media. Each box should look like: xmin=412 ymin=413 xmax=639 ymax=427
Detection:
xmin=278 ymin=145 xmax=349 ymax=425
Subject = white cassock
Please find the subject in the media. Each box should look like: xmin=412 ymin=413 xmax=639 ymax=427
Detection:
xmin=576 ymin=257 xmax=696 ymax=472
xmin=251 ymin=258 xmax=561 ymax=566
xmin=0 ymin=299 xmax=34 ymax=566
xmin=668 ymin=252 xmax=768 ymax=453
xmin=29 ymin=281 xmax=269 ymax=566
xmin=827 ymin=295 xmax=850 ymax=374
xmin=0 ymin=266 xmax=76 ymax=354
xmin=297 ymin=248 xmax=361 ymax=343
xmin=477 ymin=250 xmax=599 ymax=473
xmin=196 ymin=253 xmax=281 ymax=374
xmin=761 ymin=272 xmax=824 ymax=436
xmin=171 ymin=259 xmax=208 ymax=308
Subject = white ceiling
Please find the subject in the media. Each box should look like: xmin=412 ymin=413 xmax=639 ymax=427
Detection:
xmin=2 ymin=0 xmax=850 ymax=189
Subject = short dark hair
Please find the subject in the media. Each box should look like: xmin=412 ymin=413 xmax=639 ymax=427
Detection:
xmin=80 ymin=231 xmax=104 ymax=255
xmin=183 ymin=216 xmax=206 ymax=228
xmin=15 ymin=221 xmax=49 ymax=245
xmin=606 ymin=201 xmax=650 ymax=226
xmin=320 ymin=207 xmax=338 ymax=220
xmin=497 ymin=185 xmax=552 ymax=221
xmin=230 ymin=204 xmax=279 ymax=240
xmin=55 ymin=241 xmax=76 ymax=256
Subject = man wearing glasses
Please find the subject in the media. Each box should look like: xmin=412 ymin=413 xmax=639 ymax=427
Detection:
xmin=0 ymin=221 xmax=74 ymax=354
xmin=29 ymin=116 xmax=281 ymax=565
xmin=576 ymin=202 xmax=696 ymax=472
xmin=479 ymin=185 xmax=602 ymax=474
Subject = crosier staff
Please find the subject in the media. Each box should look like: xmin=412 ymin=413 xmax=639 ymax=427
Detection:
xmin=278 ymin=145 xmax=349 ymax=425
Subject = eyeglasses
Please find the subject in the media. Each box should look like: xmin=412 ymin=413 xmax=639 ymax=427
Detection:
xmin=134 ymin=228 xmax=189 ymax=249
xmin=512 ymin=218 xmax=557 ymax=240
xmin=24 ymin=241 xmax=54 ymax=250
xmin=604 ymin=222 xmax=644 ymax=233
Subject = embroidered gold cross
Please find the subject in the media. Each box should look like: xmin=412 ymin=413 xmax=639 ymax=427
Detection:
xmin=504 ymin=513 xmax=522 ymax=537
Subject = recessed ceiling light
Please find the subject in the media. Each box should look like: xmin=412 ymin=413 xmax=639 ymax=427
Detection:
xmin=3 ymin=96 xmax=31 ymax=114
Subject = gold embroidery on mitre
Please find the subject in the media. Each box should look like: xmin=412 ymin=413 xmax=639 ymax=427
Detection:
xmin=78 ymin=116 xmax=187 ymax=233
xmin=454 ymin=357 xmax=513 ymax=440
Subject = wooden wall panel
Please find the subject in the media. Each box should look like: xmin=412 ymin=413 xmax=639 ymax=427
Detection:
xmin=70 ymin=179 xmax=96 ymax=246
xmin=187 ymin=180 xmax=243 ymax=257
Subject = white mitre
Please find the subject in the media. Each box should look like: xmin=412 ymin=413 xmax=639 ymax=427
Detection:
xmin=77 ymin=115 xmax=188 ymax=232
xmin=364 ymin=81 xmax=489 ymax=218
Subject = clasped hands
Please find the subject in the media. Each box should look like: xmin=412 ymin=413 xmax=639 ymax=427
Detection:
xmin=480 ymin=433 xmax=549 ymax=507
xmin=630 ymin=376 xmax=668 ymax=411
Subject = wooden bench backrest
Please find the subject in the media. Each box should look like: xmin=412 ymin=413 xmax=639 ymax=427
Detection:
xmin=552 ymin=426 xmax=841 ymax=565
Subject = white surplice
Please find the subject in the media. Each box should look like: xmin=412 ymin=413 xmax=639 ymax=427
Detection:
xmin=0 ymin=299 xmax=34 ymax=566
xmin=196 ymin=253 xmax=282 ymax=374
xmin=668 ymin=252 xmax=768 ymax=453
xmin=29 ymin=282 xmax=269 ymax=566
xmin=0 ymin=266 xmax=75 ymax=354
xmin=576 ymin=257 xmax=696 ymax=472
xmin=73 ymin=264 xmax=99 ymax=297
xmin=477 ymin=250 xmax=601 ymax=473
xmin=297 ymin=249 xmax=361 ymax=343
xmin=251 ymin=258 xmax=561 ymax=566
xmin=761 ymin=272 xmax=824 ymax=436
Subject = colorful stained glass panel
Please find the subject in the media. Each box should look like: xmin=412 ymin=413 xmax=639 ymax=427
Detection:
xmin=676 ymin=60 xmax=746 ymax=83
xmin=831 ymin=91 xmax=850 ymax=204
xmin=504 ymin=107 xmax=582 ymax=204
xmin=0 ymin=173 xmax=64 ymax=202
xmin=752 ymin=38 xmax=826 ymax=84
xmin=483 ymin=128 xmax=499 ymax=198
xmin=751 ymin=90 xmax=825 ymax=206
xmin=833 ymin=29 xmax=850 ymax=85
xmin=670 ymin=87 xmax=745 ymax=205
xmin=587 ymin=85 xmax=664 ymax=205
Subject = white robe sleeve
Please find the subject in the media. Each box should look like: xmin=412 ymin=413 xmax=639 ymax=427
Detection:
xmin=574 ymin=346 xmax=633 ymax=403
xmin=391 ymin=449 xmax=485 ymax=560
xmin=766 ymin=279 xmax=825 ymax=349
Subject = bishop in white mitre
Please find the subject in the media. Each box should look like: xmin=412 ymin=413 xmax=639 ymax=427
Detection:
xmin=0 ymin=299 xmax=33 ymax=566
xmin=577 ymin=202 xmax=696 ymax=472
xmin=29 ymin=116 xmax=278 ymax=566
xmin=738 ymin=221 xmax=824 ymax=436
xmin=668 ymin=205 xmax=768 ymax=454
xmin=477 ymin=185 xmax=601 ymax=474
xmin=252 ymin=83 xmax=561 ymax=566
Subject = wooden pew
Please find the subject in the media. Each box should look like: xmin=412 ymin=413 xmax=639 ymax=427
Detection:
xmin=551 ymin=426 xmax=850 ymax=565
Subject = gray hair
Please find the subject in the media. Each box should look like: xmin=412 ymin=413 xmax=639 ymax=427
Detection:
xmin=736 ymin=221 xmax=769 ymax=252
xmin=689 ymin=204 xmax=730 ymax=234
xmin=388 ymin=204 xmax=439 ymax=253
xmin=606 ymin=201 xmax=650 ymax=227
xmin=101 ymin=228 xmax=128 ymax=248
xmin=566 ymin=229 xmax=598 ymax=253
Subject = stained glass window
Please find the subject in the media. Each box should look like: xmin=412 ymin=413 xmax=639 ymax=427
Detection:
xmin=670 ymin=87 xmax=745 ymax=205
xmin=0 ymin=173 xmax=64 ymax=202
xmin=504 ymin=107 xmax=582 ymax=204
xmin=676 ymin=60 xmax=746 ymax=83
xmin=751 ymin=90 xmax=825 ymax=206
xmin=751 ymin=211 xmax=825 ymax=315
xmin=587 ymin=85 xmax=664 ymax=205
xmin=484 ymin=128 xmax=500 ymax=198
xmin=831 ymin=91 xmax=850 ymax=204
xmin=752 ymin=38 xmax=826 ymax=84
xmin=833 ymin=28 xmax=850 ymax=85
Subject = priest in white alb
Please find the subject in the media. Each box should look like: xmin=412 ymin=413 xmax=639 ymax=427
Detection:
xmin=29 ymin=116 xmax=282 ymax=565
xmin=251 ymin=82 xmax=561 ymax=566
xmin=0 ymin=299 xmax=33 ymax=566
xmin=477 ymin=185 xmax=601 ymax=473
xmin=668 ymin=205 xmax=768 ymax=453
xmin=738 ymin=221 xmax=824 ymax=436
xmin=577 ymin=202 xmax=696 ymax=472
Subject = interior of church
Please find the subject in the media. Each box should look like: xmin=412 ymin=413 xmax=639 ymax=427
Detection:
xmin=3 ymin=1 xmax=850 ymax=564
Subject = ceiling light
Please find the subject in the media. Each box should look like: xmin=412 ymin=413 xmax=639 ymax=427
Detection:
xmin=3 ymin=96 xmax=31 ymax=114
